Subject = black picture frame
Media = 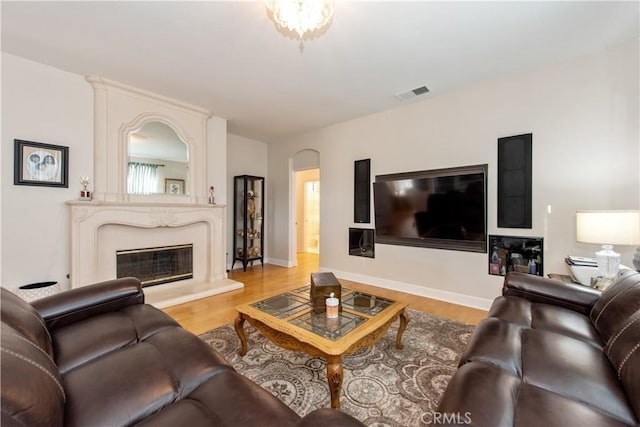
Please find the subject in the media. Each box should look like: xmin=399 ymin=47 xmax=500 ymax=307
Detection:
xmin=14 ymin=139 xmax=69 ymax=188
xmin=488 ymin=234 xmax=543 ymax=277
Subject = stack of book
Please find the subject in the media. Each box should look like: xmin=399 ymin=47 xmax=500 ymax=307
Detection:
xmin=565 ymin=256 xmax=598 ymax=268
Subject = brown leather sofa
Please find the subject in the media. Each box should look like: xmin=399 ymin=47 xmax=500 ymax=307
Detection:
xmin=1 ymin=277 xmax=365 ymax=427
xmin=436 ymin=271 xmax=640 ymax=426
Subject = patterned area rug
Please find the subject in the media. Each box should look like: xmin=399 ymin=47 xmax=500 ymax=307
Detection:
xmin=199 ymin=309 xmax=474 ymax=426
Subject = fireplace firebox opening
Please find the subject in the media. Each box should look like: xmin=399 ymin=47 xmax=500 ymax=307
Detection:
xmin=116 ymin=244 xmax=193 ymax=287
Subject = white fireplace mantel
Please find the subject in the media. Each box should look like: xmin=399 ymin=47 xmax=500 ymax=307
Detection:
xmin=68 ymin=201 xmax=229 ymax=288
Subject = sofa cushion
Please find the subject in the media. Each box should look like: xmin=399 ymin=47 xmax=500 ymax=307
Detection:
xmin=513 ymin=384 xmax=633 ymax=427
xmin=435 ymin=362 xmax=521 ymax=426
xmin=520 ymin=328 xmax=635 ymax=423
xmin=133 ymin=399 xmax=227 ymax=427
xmin=437 ymin=362 xmax=635 ymax=427
xmin=121 ymin=304 xmax=182 ymax=340
xmin=142 ymin=326 xmax=233 ymax=397
xmin=488 ymin=295 xmax=602 ymax=345
xmin=187 ymin=370 xmax=301 ymax=426
xmin=53 ymin=311 xmax=138 ymax=374
xmin=135 ymin=371 xmax=302 ymax=427
xmin=590 ymin=271 xmax=640 ymax=343
xmin=52 ymin=304 xmax=179 ymax=375
xmin=63 ymin=342 xmax=181 ymax=427
xmin=134 ymin=370 xmax=301 ymax=427
xmin=457 ymin=317 xmax=524 ymax=376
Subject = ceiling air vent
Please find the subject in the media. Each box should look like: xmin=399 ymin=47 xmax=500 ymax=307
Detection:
xmin=395 ymin=85 xmax=430 ymax=101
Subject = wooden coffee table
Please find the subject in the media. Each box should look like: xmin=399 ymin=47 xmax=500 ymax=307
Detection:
xmin=234 ymin=286 xmax=409 ymax=409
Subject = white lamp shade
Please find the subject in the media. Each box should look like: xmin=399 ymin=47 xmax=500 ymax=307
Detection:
xmin=576 ymin=210 xmax=640 ymax=245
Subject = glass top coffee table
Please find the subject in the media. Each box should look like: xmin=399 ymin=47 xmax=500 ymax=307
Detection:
xmin=234 ymin=285 xmax=409 ymax=409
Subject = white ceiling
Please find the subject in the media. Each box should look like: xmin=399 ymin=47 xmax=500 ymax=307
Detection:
xmin=2 ymin=1 xmax=639 ymax=143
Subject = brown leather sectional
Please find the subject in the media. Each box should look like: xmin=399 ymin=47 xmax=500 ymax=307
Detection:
xmin=1 ymin=277 xmax=365 ymax=426
xmin=436 ymin=271 xmax=640 ymax=426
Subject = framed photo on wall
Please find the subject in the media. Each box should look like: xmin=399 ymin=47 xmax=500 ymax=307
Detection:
xmin=165 ymin=178 xmax=185 ymax=195
xmin=14 ymin=139 xmax=69 ymax=187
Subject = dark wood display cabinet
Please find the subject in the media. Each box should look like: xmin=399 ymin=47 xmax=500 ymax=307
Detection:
xmin=232 ymin=175 xmax=264 ymax=271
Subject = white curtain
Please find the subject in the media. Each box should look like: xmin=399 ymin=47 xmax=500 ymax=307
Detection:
xmin=128 ymin=162 xmax=158 ymax=194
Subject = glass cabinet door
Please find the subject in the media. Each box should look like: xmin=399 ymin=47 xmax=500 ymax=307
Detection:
xmin=233 ymin=175 xmax=264 ymax=271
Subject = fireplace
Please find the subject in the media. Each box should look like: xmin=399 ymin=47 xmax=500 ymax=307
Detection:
xmin=66 ymin=77 xmax=243 ymax=307
xmin=67 ymin=202 xmax=243 ymax=308
xmin=117 ymin=244 xmax=193 ymax=287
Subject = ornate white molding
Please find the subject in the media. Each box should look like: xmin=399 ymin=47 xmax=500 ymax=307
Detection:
xmin=85 ymin=76 xmax=212 ymax=116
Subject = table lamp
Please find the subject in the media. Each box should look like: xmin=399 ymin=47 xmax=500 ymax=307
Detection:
xmin=576 ymin=210 xmax=640 ymax=277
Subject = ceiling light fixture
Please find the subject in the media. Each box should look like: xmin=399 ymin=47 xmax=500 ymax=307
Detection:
xmin=265 ymin=0 xmax=335 ymax=42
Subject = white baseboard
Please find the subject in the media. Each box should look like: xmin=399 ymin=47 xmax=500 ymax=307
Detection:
xmin=321 ymin=267 xmax=493 ymax=311
xmin=226 ymin=257 xmax=296 ymax=271
xmin=265 ymin=257 xmax=297 ymax=268
xmin=227 ymin=258 xmax=267 ymax=271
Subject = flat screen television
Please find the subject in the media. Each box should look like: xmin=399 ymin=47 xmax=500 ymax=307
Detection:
xmin=373 ymin=164 xmax=487 ymax=253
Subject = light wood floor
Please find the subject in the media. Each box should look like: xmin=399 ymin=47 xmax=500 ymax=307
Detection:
xmin=162 ymin=253 xmax=488 ymax=335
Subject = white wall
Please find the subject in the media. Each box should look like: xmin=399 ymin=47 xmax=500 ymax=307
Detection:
xmin=1 ymin=53 xmax=93 ymax=289
xmin=267 ymin=39 xmax=640 ymax=309
xmin=227 ymin=133 xmax=268 ymax=269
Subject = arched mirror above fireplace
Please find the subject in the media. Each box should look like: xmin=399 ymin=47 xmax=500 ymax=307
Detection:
xmin=127 ymin=121 xmax=190 ymax=196
xmin=87 ymin=76 xmax=211 ymax=204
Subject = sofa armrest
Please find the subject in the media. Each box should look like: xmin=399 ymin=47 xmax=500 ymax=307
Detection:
xmin=503 ymin=272 xmax=601 ymax=315
xmin=295 ymin=408 xmax=365 ymax=427
xmin=32 ymin=277 xmax=144 ymax=331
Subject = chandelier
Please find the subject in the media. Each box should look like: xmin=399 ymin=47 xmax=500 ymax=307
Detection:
xmin=265 ymin=0 xmax=335 ymax=40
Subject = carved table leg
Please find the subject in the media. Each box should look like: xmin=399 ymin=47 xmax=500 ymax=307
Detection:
xmin=396 ymin=308 xmax=409 ymax=349
xmin=234 ymin=313 xmax=248 ymax=356
xmin=326 ymin=355 xmax=344 ymax=409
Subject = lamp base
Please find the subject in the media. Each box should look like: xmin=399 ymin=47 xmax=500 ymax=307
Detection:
xmin=595 ymin=244 xmax=620 ymax=278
